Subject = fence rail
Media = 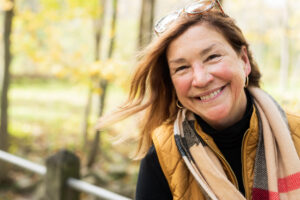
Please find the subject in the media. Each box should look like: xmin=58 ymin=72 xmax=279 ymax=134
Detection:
xmin=0 ymin=149 xmax=131 ymax=200
xmin=0 ymin=150 xmax=46 ymax=175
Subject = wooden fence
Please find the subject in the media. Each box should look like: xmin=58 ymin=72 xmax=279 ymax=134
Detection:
xmin=0 ymin=149 xmax=131 ymax=200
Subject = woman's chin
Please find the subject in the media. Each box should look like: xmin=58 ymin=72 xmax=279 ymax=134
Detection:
xmin=197 ymin=108 xmax=231 ymax=129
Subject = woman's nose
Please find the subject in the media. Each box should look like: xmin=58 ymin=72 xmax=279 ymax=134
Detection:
xmin=191 ymin=64 xmax=213 ymax=87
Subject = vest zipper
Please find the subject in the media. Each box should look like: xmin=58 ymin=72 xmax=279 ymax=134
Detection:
xmin=204 ymin=139 xmax=239 ymax=190
xmin=241 ymin=129 xmax=250 ymax=199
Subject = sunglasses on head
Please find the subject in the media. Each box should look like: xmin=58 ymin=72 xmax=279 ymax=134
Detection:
xmin=154 ymin=0 xmax=224 ymax=36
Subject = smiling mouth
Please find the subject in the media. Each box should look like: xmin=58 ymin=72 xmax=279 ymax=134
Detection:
xmin=196 ymin=86 xmax=226 ymax=102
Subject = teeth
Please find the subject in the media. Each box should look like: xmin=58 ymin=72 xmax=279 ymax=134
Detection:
xmin=200 ymin=88 xmax=222 ymax=101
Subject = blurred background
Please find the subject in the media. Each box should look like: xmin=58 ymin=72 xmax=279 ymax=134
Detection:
xmin=0 ymin=0 xmax=299 ymax=199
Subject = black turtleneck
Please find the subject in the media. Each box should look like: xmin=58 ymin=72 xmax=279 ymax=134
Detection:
xmin=136 ymin=90 xmax=253 ymax=199
xmin=195 ymin=90 xmax=253 ymax=196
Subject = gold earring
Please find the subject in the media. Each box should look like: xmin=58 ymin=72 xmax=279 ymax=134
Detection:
xmin=245 ymin=76 xmax=249 ymax=88
xmin=176 ymin=100 xmax=183 ymax=109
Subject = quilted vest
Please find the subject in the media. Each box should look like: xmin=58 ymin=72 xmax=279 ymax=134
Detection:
xmin=152 ymin=111 xmax=300 ymax=200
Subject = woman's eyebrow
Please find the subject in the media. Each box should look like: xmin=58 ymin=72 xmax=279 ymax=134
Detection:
xmin=168 ymin=58 xmax=186 ymax=65
xmin=168 ymin=43 xmax=219 ymax=64
xmin=199 ymin=43 xmax=217 ymax=57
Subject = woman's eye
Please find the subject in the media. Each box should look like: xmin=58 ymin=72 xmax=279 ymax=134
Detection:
xmin=205 ymin=54 xmax=221 ymax=62
xmin=175 ymin=65 xmax=188 ymax=73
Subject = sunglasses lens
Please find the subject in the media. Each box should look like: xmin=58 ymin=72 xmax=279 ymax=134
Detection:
xmin=155 ymin=11 xmax=181 ymax=34
xmin=185 ymin=1 xmax=213 ymax=14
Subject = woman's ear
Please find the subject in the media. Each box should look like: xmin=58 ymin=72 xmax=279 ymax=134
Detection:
xmin=240 ymin=46 xmax=251 ymax=76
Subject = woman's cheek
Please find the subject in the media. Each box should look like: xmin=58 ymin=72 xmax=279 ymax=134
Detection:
xmin=213 ymin=62 xmax=238 ymax=82
xmin=172 ymin=76 xmax=191 ymax=96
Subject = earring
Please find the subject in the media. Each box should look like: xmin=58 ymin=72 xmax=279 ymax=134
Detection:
xmin=245 ymin=76 xmax=249 ymax=88
xmin=176 ymin=100 xmax=183 ymax=109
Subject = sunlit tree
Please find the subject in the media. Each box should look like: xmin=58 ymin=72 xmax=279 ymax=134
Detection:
xmin=138 ymin=0 xmax=155 ymax=49
xmin=0 ymin=0 xmax=14 ymax=181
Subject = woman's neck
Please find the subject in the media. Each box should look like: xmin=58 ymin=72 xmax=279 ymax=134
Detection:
xmin=195 ymin=89 xmax=253 ymax=144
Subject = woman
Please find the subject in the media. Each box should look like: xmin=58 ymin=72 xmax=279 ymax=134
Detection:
xmin=98 ymin=1 xmax=300 ymax=199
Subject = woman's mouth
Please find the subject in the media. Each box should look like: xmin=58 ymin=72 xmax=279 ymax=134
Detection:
xmin=195 ymin=86 xmax=226 ymax=102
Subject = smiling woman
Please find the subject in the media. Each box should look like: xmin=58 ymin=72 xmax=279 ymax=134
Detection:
xmin=167 ymin=24 xmax=250 ymax=129
xmin=97 ymin=0 xmax=300 ymax=200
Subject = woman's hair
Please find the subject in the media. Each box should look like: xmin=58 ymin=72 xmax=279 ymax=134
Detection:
xmin=98 ymin=11 xmax=261 ymax=158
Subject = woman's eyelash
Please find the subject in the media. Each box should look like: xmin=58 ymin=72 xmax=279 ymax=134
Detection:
xmin=175 ymin=65 xmax=188 ymax=72
xmin=173 ymin=54 xmax=221 ymax=73
xmin=206 ymin=54 xmax=221 ymax=61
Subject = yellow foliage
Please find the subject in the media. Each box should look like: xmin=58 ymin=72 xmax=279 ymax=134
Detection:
xmin=31 ymin=54 xmax=45 ymax=63
xmin=0 ymin=0 xmax=13 ymax=11
xmin=66 ymin=0 xmax=100 ymax=18
xmin=40 ymin=0 xmax=61 ymax=11
xmin=89 ymin=61 xmax=102 ymax=77
xmin=73 ymin=51 xmax=84 ymax=59
xmin=50 ymin=64 xmax=67 ymax=78
xmin=100 ymin=60 xmax=115 ymax=81
xmin=94 ymin=87 xmax=103 ymax=95
xmin=85 ymin=59 xmax=131 ymax=89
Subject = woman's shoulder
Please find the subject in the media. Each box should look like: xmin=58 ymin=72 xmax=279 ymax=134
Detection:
xmin=136 ymin=145 xmax=173 ymax=200
xmin=151 ymin=120 xmax=180 ymax=157
xmin=286 ymin=113 xmax=300 ymax=156
xmin=286 ymin=112 xmax=300 ymax=135
xmin=152 ymin=120 xmax=174 ymax=142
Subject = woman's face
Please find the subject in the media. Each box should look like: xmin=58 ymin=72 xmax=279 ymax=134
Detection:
xmin=167 ymin=23 xmax=251 ymax=129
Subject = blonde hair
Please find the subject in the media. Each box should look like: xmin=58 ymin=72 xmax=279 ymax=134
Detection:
xmin=98 ymin=11 xmax=261 ymax=159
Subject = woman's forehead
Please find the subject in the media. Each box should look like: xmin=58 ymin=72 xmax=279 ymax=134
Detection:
xmin=166 ymin=23 xmax=228 ymax=59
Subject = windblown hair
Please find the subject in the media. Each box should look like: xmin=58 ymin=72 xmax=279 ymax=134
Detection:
xmin=98 ymin=11 xmax=261 ymax=159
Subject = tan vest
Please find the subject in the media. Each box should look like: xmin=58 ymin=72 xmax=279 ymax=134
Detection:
xmin=152 ymin=111 xmax=300 ymax=200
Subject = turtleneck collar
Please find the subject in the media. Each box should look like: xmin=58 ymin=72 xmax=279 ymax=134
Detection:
xmin=195 ymin=89 xmax=253 ymax=149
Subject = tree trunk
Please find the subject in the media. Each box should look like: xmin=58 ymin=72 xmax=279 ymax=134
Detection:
xmin=138 ymin=0 xmax=155 ymax=49
xmin=94 ymin=0 xmax=106 ymax=61
xmin=279 ymin=0 xmax=289 ymax=92
xmin=82 ymin=0 xmax=106 ymax=149
xmin=0 ymin=0 xmax=14 ymax=181
xmin=87 ymin=0 xmax=118 ymax=168
xmin=82 ymin=86 xmax=93 ymax=149
xmin=107 ymin=0 xmax=118 ymax=59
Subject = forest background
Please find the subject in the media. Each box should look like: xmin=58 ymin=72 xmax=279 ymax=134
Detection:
xmin=0 ymin=0 xmax=300 ymax=199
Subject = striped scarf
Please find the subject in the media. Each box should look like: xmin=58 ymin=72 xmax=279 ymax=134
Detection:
xmin=174 ymin=87 xmax=300 ymax=199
